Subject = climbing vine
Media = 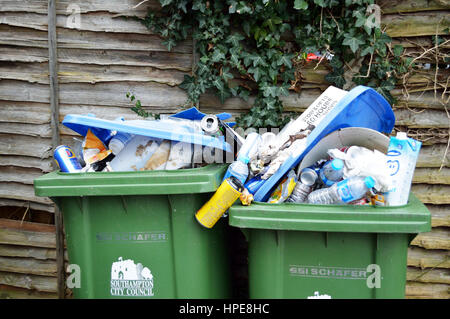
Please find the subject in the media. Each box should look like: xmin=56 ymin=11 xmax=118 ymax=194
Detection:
xmin=136 ymin=0 xmax=412 ymax=129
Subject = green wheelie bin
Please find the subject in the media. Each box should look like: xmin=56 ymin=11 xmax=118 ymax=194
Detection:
xmin=34 ymin=164 xmax=232 ymax=299
xmin=228 ymin=193 xmax=431 ymax=299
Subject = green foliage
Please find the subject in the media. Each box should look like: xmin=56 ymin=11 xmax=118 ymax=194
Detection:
xmin=126 ymin=92 xmax=160 ymax=119
xmin=136 ymin=0 xmax=409 ymax=128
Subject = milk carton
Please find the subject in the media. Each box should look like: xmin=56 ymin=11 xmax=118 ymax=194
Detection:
xmin=385 ymin=132 xmax=421 ymax=206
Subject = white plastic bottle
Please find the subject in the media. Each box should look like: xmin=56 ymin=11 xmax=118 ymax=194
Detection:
xmin=319 ymin=158 xmax=344 ymax=187
xmin=108 ymin=132 xmax=134 ymax=155
xmin=223 ymin=156 xmax=249 ymax=184
xmin=307 ymin=176 xmax=376 ymax=205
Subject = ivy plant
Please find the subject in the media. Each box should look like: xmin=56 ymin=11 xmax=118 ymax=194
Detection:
xmin=136 ymin=0 xmax=411 ymax=129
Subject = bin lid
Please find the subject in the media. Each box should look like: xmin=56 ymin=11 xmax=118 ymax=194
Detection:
xmin=229 ymin=193 xmax=431 ymax=234
xmin=62 ymin=114 xmax=231 ymax=152
xmin=34 ymin=164 xmax=227 ymax=197
xmin=253 ymin=86 xmax=396 ymax=202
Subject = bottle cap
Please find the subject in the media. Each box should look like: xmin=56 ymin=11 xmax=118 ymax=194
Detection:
xmin=331 ymin=158 xmax=344 ymax=170
xmin=238 ymin=156 xmax=250 ymax=164
xmin=364 ymin=176 xmax=376 ymax=189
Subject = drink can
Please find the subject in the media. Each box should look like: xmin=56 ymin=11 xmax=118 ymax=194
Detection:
xmin=195 ymin=176 xmax=244 ymax=228
xmin=54 ymin=145 xmax=82 ymax=173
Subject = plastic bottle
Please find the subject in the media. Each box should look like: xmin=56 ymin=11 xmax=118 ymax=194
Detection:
xmin=307 ymin=176 xmax=376 ymax=205
xmin=287 ymin=168 xmax=318 ymax=203
xmin=223 ymin=156 xmax=250 ymax=184
xmin=319 ymin=158 xmax=344 ymax=187
xmin=108 ymin=132 xmax=134 ymax=155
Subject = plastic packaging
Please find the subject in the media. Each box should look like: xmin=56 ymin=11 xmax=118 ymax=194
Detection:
xmin=108 ymin=135 xmax=160 ymax=172
xmin=268 ymin=170 xmax=297 ymax=204
xmin=223 ymin=156 xmax=250 ymax=184
xmin=238 ymin=132 xmax=261 ymax=161
xmin=385 ymin=132 xmax=421 ymax=206
xmin=108 ymin=132 xmax=134 ymax=155
xmin=319 ymin=158 xmax=344 ymax=187
xmin=307 ymin=176 xmax=376 ymax=205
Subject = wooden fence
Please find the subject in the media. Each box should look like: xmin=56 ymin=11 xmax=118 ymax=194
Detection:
xmin=0 ymin=0 xmax=448 ymax=298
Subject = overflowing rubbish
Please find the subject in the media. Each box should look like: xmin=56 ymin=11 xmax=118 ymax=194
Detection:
xmin=53 ymin=84 xmax=421 ymax=229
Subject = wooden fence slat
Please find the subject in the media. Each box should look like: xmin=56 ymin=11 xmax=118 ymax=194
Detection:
xmin=0 ymin=271 xmax=57 ymax=293
xmin=0 ymin=80 xmax=188 ymax=108
xmin=383 ymin=11 xmax=450 ymax=37
xmin=0 ymin=244 xmax=56 ymax=260
xmin=426 ymin=205 xmax=450 ymax=227
xmin=0 ymin=199 xmax=55 ymax=213
xmin=0 ymin=156 xmax=53 ymax=173
xmin=0 ymin=284 xmax=58 ymax=299
xmin=413 ymin=168 xmax=450 ymax=185
xmin=407 ymin=246 xmax=450 ymax=269
xmin=410 ymin=227 xmax=450 ymax=250
xmin=0 ymin=166 xmax=46 ymax=185
xmin=0 ymin=133 xmax=52 ymax=158
xmin=407 ymin=266 xmax=450 ymax=284
xmin=379 ymin=0 xmax=450 ymax=14
xmin=0 ymin=25 xmax=193 ymax=53
xmin=0 ymin=101 xmax=51 ymax=124
xmin=0 ymin=227 xmax=56 ymax=249
xmin=412 ymin=184 xmax=450 ymax=204
xmin=416 ymin=145 xmax=450 ymax=168
xmin=0 ymin=183 xmax=53 ymax=206
xmin=405 ymin=281 xmax=450 ymax=299
xmin=0 ymin=0 xmax=159 ymax=16
xmin=0 ymin=61 xmax=187 ymax=86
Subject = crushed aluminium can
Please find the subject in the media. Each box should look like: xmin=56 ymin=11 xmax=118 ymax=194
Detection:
xmin=54 ymin=145 xmax=82 ymax=173
xmin=195 ymin=176 xmax=244 ymax=228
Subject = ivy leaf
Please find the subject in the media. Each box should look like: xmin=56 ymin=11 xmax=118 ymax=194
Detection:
xmin=226 ymin=33 xmax=245 ymax=47
xmin=342 ymin=36 xmax=365 ymax=53
xmin=248 ymin=66 xmax=263 ymax=82
xmin=360 ymin=46 xmax=374 ymax=57
xmin=262 ymin=85 xmax=278 ymax=98
xmin=221 ymin=67 xmax=234 ymax=81
xmin=393 ymin=44 xmax=403 ymax=57
xmin=325 ymin=72 xmax=346 ymax=88
xmin=179 ymin=75 xmax=197 ymax=92
xmin=294 ymin=0 xmax=308 ymax=10
xmin=277 ymin=85 xmax=290 ymax=97
xmin=278 ymin=54 xmax=293 ymax=69
xmin=211 ymin=49 xmax=226 ymax=63
xmin=162 ymin=38 xmax=177 ymax=51
xmin=159 ymin=0 xmax=173 ymax=7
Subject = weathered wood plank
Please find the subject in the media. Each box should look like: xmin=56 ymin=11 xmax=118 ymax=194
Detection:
xmin=0 ymin=12 xmax=152 ymax=34
xmin=405 ymin=281 xmax=449 ymax=299
xmin=0 ymin=199 xmax=54 ymax=213
xmin=0 ymin=101 xmax=50 ymax=124
xmin=0 ymin=284 xmax=58 ymax=299
xmin=0 ymin=134 xmax=52 ymax=158
xmin=407 ymin=266 xmax=450 ymax=284
xmin=0 ymin=244 xmax=69 ymax=262
xmin=413 ymin=168 xmax=450 ymax=184
xmin=0 ymin=0 xmax=159 ymax=16
xmin=0 ymin=46 xmax=192 ymax=71
xmin=0 ymin=221 xmax=56 ymax=248
xmin=0 ymin=25 xmax=193 ymax=53
xmin=0 ymin=166 xmax=46 ymax=185
xmin=0 ymin=156 xmax=53 ymax=173
xmin=0 ymin=244 xmax=56 ymax=260
xmin=417 ymin=145 xmax=450 ymax=168
xmin=392 ymin=36 xmax=450 ymax=49
xmin=0 ymin=183 xmax=53 ymax=206
xmin=0 ymin=256 xmax=56 ymax=277
xmin=412 ymin=184 xmax=450 ymax=204
xmin=379 ymin=0 xmax=450 ymax=14
xmin=383 ymin=11 xmax=450 ymax=37
xmin=410 ymin=227 xmax=450 ymax=250
xmin=394 ymin=109 xmax=450 ymax=128
xmin=426 ymin=205 xmax=450 ymax=227
xmin=408 ymin=246 xmax=450 ymax=269
xmin=0 ymin=80 xmax=188 ymax=109
xmin=0 ymin=218 xmax=55 ymax=233
xmin=0 ymin=61 xmax=187 ymax=86
xmin=0 ymin=122 xmax=52 ymax=138
xmin=0 ymin=271 xmax=57 ymax=293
